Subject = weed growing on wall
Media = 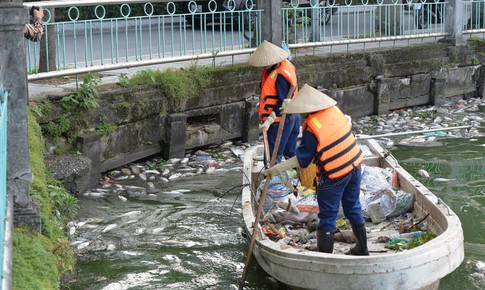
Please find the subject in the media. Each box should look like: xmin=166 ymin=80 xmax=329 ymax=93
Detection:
xmin=60 ymin=73 xmax=101 ymax=111
xmin=128 ymin=66 xmax=210 ymax=102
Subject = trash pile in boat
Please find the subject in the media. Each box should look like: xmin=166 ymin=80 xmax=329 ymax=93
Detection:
xmin=256 ymin=165 xmax=436 ymax=254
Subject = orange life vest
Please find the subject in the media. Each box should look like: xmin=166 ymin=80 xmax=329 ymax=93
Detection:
xmin=259 ymin=60 xmax=298 ymax=123
xmin=303 ymin=106 xmax=363 ymax=180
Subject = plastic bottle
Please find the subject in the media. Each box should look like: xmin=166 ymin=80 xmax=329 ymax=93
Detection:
xmin=400 ymin=231 xmax=423 ymax=240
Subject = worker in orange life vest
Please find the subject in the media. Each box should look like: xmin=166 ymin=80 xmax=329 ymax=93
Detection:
xmin=248 ymin=40 xmax=301 ymax=164
xmin=262 ymin=84 xmax=368 ymax=256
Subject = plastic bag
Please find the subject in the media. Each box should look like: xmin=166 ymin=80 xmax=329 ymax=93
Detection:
xmin=258 ymin=176 xmax=295 ymax=213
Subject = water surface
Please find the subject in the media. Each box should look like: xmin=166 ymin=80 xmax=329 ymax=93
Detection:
xmin=66 ymin=137 xmax=485 ymax=290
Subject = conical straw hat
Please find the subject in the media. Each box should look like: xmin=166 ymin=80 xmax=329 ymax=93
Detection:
xmin=248 ymin=40 xmax=289 ymax=67
xmin=283 ymin=84 xmax=337 ymax=114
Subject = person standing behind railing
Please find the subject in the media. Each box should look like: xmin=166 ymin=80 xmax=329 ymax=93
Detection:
xmin=23 ymin=6 xmax=44 ymax=42
xmin=248 ymin=40 xmax=301 ymax=165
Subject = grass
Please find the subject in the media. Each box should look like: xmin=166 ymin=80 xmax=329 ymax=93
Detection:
xmin=12 ymin=111 xmax=76 ymax=290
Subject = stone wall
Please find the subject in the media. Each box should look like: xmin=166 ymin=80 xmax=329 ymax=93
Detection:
xmin=34 ymin=41 xmax=485 ymax=195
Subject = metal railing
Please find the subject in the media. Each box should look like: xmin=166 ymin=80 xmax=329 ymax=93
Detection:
xmin=24 ymin=0 xmax=485 ymax=80
xmin=0 ymin=62 xmax=9 ymax=289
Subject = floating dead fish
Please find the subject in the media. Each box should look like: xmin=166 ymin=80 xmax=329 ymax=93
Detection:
xmin=102 ymin=224 xmax=117 ymax=233
xmin=418 ymin=169 xmax=430 ymax=178
xmin=115 ymin=175 xmax=130 ymax=181
xmin=152 ymin=227 xmax=164 ymax=234
xmin=131 ymin=166 xmax=141 ymax=174
xmin=124 ymin=185 xmax=145 ymax=190
xmin=222 ymin=141 xmax=233 ymax=147
xmin=160 ymin=177 xmax=169 ymax=183
xmin=77 ymin=241 xmax=91 ymax=250
xmin=144 ymin=170 xmax=160 ymax=175
xmin=162 ymin=168 xmax=171 ymax=176
xmin=168 ymin=173 xmax=182 ymax=181
xmin=433 ymin=178 xmax=456 ymax=183
xmin=176 ymin=189 xmax=191 ymax=193
xmin=163 ymin=190 xmax=184 ymax=195
xmin=69 ymin=226 xmax=76 ymax=236
xmin=170 ymin=158 xmax=181 ymax=164
xmin=76 ymin=221 xmax=88 ymax=228
xmin=118 ymin=195 xmax=127 ymax=202
xmin=120 ymin=210 xmax=141 ymax=217
xmin=83 ymin=191 xmax=107 ymax=198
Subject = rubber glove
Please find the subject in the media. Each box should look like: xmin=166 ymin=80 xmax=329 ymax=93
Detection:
xmin=262 ymin=156 xmax=300 ymax=179
xmin=259 ymin=111 xmax=276 ymax=131
xmin=281 ymin=99 xmax=291 ymax=112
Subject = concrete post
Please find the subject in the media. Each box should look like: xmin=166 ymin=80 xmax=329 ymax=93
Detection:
xmin=442 ymin=0 xmax=466 ymax=46
xmin=163 ymin=113 xmax=187 ymax=159
xmin=258 ymin=0 xmax=282 ymax=46
xmin=429 ymin=77 xmax=447 ymax=105
xmin=242 ymin=97 xmax=259 ymax=143
xmin=1 ymin=0 xmax=40 ymax=229
xmin=477 ymin=65 xmax=485 ymax=99
xmin=76 ymin=134 xmax=101 ymax=192
xmin=374 ymin=76 xmax=391 ymax=115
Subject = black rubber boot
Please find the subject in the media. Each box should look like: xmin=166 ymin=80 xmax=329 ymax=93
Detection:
xmin=316 ymin=230 xmax=335 ymax=253
xmin=350 ymin=222 xmax=369 ymax=256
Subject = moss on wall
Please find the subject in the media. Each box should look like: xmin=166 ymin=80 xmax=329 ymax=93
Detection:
xmin=12 ymin=110 xmax=75 ymax=290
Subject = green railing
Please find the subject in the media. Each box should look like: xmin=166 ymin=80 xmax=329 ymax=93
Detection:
xmin=0 ymin=69 xmax=8 ymax=286
xmin=25 ymin=0 xmax=262 ymax=80
xmin=24 ymin=0 xmax=485 ymax=80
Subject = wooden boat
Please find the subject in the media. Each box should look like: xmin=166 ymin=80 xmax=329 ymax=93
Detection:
xmin=241 ymin=139 xmax=464 ymax=290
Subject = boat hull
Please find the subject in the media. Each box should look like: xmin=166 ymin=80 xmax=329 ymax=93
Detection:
xmin=241 ymin=140 xmax=464 ymax=290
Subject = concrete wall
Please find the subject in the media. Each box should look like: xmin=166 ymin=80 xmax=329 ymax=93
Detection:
xmin=33 ymin=41 xmax=485 ymax=195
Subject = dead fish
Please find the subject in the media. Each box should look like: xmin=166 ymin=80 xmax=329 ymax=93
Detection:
xmin=169 ymin=173 xmax=182 ymax=181
xmin=418 ymin=169 xmax=430 ymax=178
xmin=102 ymin=224 xmax=117 ymax=233
xmin=176 ymin=189 xmax=191 ymax=193
xmin=271 ymin=209 xmax=314 ymax=225
xmin=77 ymin=241 xmax=91 ymax=250
xmin=433 ymin=178 xmax=456 ymax=183
xmin=272 ymin=200 xmax=300 ymax=215
xmin=83 ymin=191 xmax=107 ymax=198
xmin=118 ymin=195 xmax=127 ymax=202
xmin=335 ymin=230 xmax=357 ymax=243
xmin=144 ymin=170 xmax=161 ymax=175
xmin=120 ymin=211 xmax=141 ymax=217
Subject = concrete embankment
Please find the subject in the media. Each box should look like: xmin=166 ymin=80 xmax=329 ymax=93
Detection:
xmin=28 ymin=40 xmax=485 ymax=195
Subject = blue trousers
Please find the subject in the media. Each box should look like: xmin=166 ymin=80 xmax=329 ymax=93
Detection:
xmin=316 ymin=165 xmax=364 ymax=231
xmin=266 ymin=114 xmax=301 ymax=165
